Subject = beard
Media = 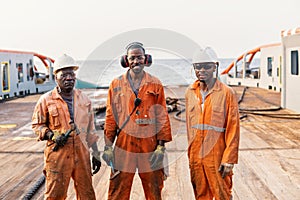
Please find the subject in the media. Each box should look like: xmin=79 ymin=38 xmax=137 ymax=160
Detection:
xmin=57 ymin=81 xmax=75 ymax=94
xmin=62 ymin=86 xmax=74 ymax=93
xmin=131 ymin=64 xmax=144 ymax=74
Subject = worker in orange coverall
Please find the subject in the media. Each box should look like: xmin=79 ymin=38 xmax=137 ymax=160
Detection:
xmin=102 ymin=42 xmax=172 ymax=200
xmin=185 ymin=47 xmax=240 ymax=200
xmin=32 ymin=54 xmax=101 ymax=200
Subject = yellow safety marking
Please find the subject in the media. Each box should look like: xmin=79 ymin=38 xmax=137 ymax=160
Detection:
xmin=0 ymin=124 xmax=17 ymax=129
xmin=13 ymin=137 xmax=36 ymax=141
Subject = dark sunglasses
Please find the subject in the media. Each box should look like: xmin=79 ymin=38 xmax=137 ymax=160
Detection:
xmin=193 ymin=62 xmax=217 ymax=70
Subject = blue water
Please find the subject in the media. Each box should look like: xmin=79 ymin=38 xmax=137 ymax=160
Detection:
xmin=77 ymin=58 xmax=234 ymax=87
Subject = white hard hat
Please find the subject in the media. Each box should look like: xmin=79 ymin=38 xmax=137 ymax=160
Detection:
xmin=192 ymin=47 xmax=218 ymax=64
xmin=53 ymin=54 xmax=79 ymax=74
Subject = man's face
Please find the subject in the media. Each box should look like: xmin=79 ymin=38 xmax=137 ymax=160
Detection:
xmin=127 ymin=48 xmax=145 ymax=74
xmin=55 ymin=67 xmax=76 ymax=93
xmin=193 ymin=62 xmax=217 ymax=83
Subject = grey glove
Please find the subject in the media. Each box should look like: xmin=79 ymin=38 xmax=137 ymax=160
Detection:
xmin=102 ymin=146 xmax=114 ymax=166
xmin=218 ymin=163 xmax=234 ymax=178
xmin=149 ymin=145 xmax=165 ymax=170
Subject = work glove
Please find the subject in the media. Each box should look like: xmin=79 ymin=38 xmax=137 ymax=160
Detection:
xmin=149 ymin=145 xmax=165 ymax=170
xmin=53 ymin=134 xmax=68 ymax=147
xmin=92 ymin=151 xmax=101 ymax=175
xmin=218 ymin=163 xmax=234 ymax=178
xmin=44 ymin=130 xmax=54 ymax=140
xmin=102 ymin=146 xmax=114 ymax=166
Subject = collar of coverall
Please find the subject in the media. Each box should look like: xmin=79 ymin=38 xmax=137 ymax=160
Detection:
xmin=52 ymin=86 xmax=82 ymax=100
xmin=122 ymin=69 xmax=153 ymax=86
xmin=189 ymin=79 xmax=221 ymax=92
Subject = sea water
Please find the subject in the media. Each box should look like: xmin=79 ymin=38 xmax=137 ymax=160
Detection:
xmin=77 ymin=58 xmax=238 ymax=87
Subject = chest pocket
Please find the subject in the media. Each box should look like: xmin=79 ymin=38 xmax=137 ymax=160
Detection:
xmin=77 ymin=102 xmax=90 ymax=126
xmin=188 ymin=105 xmax=196 ymax=122
xmin=145 ymin=90 xmax=158 ymax=104
xmin=210 ymin=92 xmax=226 ymax=127
xmin=48 ymin=104 xmax=61 ymax=127
xmin=187 ymin=94 xmax=201 ymax=124
xmin=113 ymin=93 xmax=123 ymax=113
xmin=211 ymin=106 xmax=226 ymax=127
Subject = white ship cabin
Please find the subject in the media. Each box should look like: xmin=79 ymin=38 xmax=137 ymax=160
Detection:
xmin=281 ymin=28 xmax=300 ymax=113
xmin=221 ymin=43 xmax=282 ymax=92
xmin=221 ymin=27 xmax=300 ymax=113
xmin=0 ymin=50 xmax=56 ymax=100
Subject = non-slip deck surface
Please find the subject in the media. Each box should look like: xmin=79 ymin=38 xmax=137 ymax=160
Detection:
xmin=0 ymin=86 xmax=299 ymax=200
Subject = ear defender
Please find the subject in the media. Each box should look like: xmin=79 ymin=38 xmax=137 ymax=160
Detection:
xmin=120 ymin=55 xmax=129 ymax=68
xmin=120 ymin=42 xmax=152 ymax=68
xmin=144 ymin=54 xmax=152 ymax=67
xmin=120 ymin=54 xmax=152 ymax=68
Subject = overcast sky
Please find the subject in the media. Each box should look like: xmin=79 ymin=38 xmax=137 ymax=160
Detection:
xmin=1 ymin=0 xmax=299 ymax=60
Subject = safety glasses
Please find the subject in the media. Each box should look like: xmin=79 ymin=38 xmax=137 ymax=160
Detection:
xmin=193 ymin=62 xmax=217 ymax=70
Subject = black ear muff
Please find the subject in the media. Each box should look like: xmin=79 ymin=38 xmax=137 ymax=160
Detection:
xmin=144 ymin=54 xmax=152 ymax=67
xmin=120 ymin=54 xmax=152 ymax=68
xmin=120 ymin=55 xmax=129 ymax=68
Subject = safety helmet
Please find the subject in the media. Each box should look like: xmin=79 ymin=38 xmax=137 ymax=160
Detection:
xmin=53 ymin=54 xmax=79 ymax=74
xmin=192 ymin=47 xmax=218 ymax=64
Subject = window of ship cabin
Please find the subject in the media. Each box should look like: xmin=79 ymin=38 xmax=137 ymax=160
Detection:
xmin=29 ymin=59 xmax=34 ymax=80
xmin=26 ymin=63 xmax=34 ymax=81
xmin=26 ymin=63 xmax=30 ymax=81
xmin=1 ymin=62 xmax=9 ymax=91
xmin=16 ymin=63 xmax=24 ymax=82
xmin=291 ymin=50 xmax=299 ymax=75
xmin=267 ymin=57 xmax=272 ymax=76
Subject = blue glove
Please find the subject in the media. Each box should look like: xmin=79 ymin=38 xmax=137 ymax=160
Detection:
xmin=102 ymin=146 xmax=114 ymax=166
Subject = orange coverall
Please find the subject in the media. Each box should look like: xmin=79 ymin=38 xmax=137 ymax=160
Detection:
xmin=104 ymin=71 xmax=172 ymax=200
xmin=185 ymin=80 xmax=240 ymax=200
xmin=32 ymin=87 xmax=98 ymax=200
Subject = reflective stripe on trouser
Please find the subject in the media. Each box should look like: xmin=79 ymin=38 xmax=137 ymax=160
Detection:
xmin=43 ymin=136 xmax=96 ymax=200
xmin=190 ymin=164 xmax=233 ymax=200
xmin=108 ymin=170 xmax=164 ymax=200
xmin=192 ymin=124 xmax=226 ymax=133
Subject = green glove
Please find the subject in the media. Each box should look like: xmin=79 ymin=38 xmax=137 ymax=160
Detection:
xmin=102 ymin=146 xmax=114 ymax=166
xmin=149 ymin=145 xmax=166 ymax=170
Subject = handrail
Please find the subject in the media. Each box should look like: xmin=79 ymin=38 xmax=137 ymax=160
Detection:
xmin=221 ymin=43 xmax=281 ymax=75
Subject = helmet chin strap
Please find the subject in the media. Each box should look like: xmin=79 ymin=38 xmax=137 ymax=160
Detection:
xmin=57 ymin=85 xmax=62 ymax=93
xmin=214 ymin=66 xmax=219 ymax=79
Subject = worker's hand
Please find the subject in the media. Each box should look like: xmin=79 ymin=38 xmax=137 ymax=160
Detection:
xmin=92 ymin=151 xmax=101 ymax=175
xmin=149 ymin=145 xmax=165 ymax=170
xmin=45 ymin=130 xmax=54 ymax=140
xmin=102 ymin=146 xmax=114 ymax=166
xmin=54 ymin=134 xmax=68 ymax=147
xmin=218 ymin=163 xmax=234 ymax=178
